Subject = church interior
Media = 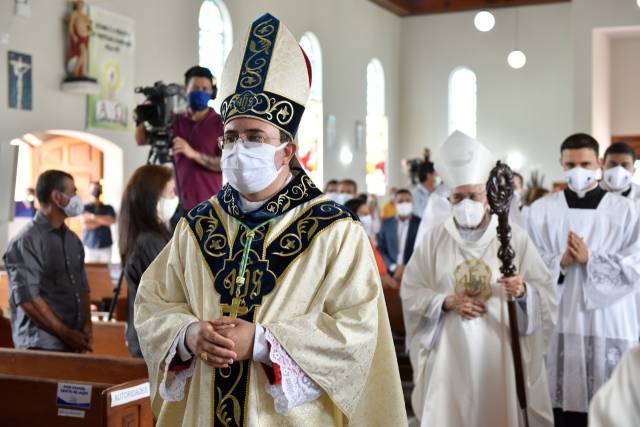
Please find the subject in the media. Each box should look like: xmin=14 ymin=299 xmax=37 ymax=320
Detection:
xmin=1 ymin=0 xmax=640 ymax=426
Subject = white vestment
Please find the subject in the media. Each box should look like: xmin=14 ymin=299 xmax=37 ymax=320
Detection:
xmin=527 ymin=191 xmax=640 ymax=413
xmin=588 ymin=347 xmax=640 ymax=427
xmin=402 ymin=215 xmax=557 ymax=427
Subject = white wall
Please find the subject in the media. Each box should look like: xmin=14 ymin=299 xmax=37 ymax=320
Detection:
xmin=611 ymin=36 xmax=640 ymax=136
xmin=399 ymin=4 xmax=573 ymax=185
xmin=572 ymin=0 xmax=640 ymax=136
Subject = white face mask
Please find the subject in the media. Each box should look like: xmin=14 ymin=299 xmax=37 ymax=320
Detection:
xmin=564 ymin=167 xmax=597 ymax=194
xmin=360 ymin=214 xmax=374 ymax=237
xmin=157 ymin=196 xmax=179 ymax=223
xmin=603 ymin=166 xmax=632 ymax=192
xmin=221 ymin=141 xmax=288 ymax=194
xmin=61 ymin=194 xmax=84 ymax=217
xmin=435 ymin=176 xmax=443 ymax=187
xmin=326 ymin=192 xmax=340 ymax=203
xmin=334 ymin=193 xmax=353 ymax=205
xmin=452 ymin=199 xmax=486 ymax=228
xmin=396 ymin=202 xmax=413 ymax=217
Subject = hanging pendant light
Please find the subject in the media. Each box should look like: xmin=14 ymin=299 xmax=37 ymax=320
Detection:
xmin=508 ymin=50 xmax=527 ymax=69
xmin=508 ymin=9 xmax=527 ymax=69
xmin=474 ymin=10 xmax=495 ymax=32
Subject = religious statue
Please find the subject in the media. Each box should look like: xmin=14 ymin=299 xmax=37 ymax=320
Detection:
xmin=62 ymin=0 xmax=98 ymax=93
xmin=67 ymin=0 xmax=91 ymax=79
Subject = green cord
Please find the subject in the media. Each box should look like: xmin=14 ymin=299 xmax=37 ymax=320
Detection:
xmin=235 ymin=219 xmax=274 ymax=291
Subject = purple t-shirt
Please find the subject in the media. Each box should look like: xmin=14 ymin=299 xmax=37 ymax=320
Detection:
xmin=172 ymin=109 xmax=224 ymax=211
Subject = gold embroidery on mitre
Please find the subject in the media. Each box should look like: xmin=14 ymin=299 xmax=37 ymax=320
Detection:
xmin=454 ymin=259 xmax=493 ymax=302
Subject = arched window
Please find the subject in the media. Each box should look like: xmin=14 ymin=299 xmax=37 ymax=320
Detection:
xmin=297 ymin=32 xmax=323 ymax=186
xmin=198 ymin=0 xmax=232 ymax=106
xmin=366 ymin=58 xmax=388 ymax=195
xmin=448 ymin=67 xmax=477 ymax=137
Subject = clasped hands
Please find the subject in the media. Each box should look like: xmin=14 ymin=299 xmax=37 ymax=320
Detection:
xmin=185 ymin=317 xmax=256 ymax=369
xmin=443 ymin=275 xmax=526 ymax=320
xmin=560 ymin=231 xmax=589 ymax=269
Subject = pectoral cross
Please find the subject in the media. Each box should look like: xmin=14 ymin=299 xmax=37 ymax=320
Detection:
xmin=221 ymin=296 xmax=249 ymax=318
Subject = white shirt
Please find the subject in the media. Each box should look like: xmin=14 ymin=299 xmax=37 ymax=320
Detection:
xmin=396 ymin=217 xmax=410 ymax=267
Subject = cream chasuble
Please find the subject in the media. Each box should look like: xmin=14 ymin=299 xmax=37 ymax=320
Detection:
xmin=402 ymin=216 xmax=558 ymax=427
xmin=134 ymin=171 xmax=407 ymax=427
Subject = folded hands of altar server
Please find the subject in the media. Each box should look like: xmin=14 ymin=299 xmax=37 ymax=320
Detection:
xmin=186 ymin=318 xmax=238 ymax=369
xmin=567 ymin=231 xmax=589 ymax=264
xmin=497 ymin=275 xmax=526 ymax=299
xmin=443 ymin=292 xmax=487 ymax=320
xmin=560 ymin=231 xmax=589 ymax=268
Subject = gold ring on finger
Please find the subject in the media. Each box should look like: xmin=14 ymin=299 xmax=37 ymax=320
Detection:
xmin=200 ymin=351 xmax=208 ymax=362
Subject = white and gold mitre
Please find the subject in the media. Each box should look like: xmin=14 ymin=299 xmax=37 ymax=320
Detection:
xmin=218 ymin=13 xmax=312 ymax=139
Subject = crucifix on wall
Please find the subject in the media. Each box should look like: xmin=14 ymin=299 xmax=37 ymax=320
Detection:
xmin=8 ymin=51 xmax=32 ymax=110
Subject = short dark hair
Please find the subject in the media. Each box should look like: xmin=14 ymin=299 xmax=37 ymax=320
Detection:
xmin=417 ymin=161 xmax=435 ymax=183
xmin=340 ymin=179 xmax=358 ymax=193
xmin=604 ymin=141 xmax=636 ymax=162
xmin=345 ymin=198 xmax=367 ymax=217
xmin=560 ymin=133 xmax=599 ymax=156
xmin=395 ymin=188 xmax=412 ymax=198
xmin=36 ymin=170 xmax=73 ymax=204
xmin=184 ymin=66 xmax=214 ymax=86
xmin=326 ymin=179 xmax=338 ymax=186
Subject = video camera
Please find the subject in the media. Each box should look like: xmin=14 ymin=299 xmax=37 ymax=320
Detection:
xmin=135 ymin=81 xmax=182 ymax=164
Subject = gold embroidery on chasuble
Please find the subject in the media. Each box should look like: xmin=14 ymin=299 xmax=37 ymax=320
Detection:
xmin=454 ymin=258 xmax=493 ymax=302
xmin=185 ymin=171 xmax=356 ymax=427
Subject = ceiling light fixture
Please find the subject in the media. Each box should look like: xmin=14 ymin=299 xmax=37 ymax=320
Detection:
xmin=508 ymin=9 xmax=527 ymax=69
xmin=474 ymin=11 xmax=495 ymax=32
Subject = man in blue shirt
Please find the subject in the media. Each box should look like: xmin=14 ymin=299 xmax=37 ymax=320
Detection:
xmin=82 ymin=182 xmax=116 ymax=263
xmin=411 ymin=160 xmax=438 ymax=218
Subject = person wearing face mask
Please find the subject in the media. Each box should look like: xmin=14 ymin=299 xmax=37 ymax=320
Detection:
xmin=601 ymin=141 xmax=640 ymax=203
xmin=323 ymin=179 xmax=339 ymax=202
xmin=82 ymin=181 xmax=116 ymax=263
xmin=527 ymin=133 xmax=640 ymax=427
xmin=377 ymin=189 xmax=421 ymax=285
xmin=118 ymin=165 xmax=174 ymax=358
xmin=135 ymin=66 xmax=224 ymax=211
xmin=401 ymin=131 xmax=557 ymax=427
xmin=3 ymin=170 xmax=92 ymax=353
xmin=336 ymin=178 xmax=358 ymax=205
xmin=134 ymin=13 xmax=406 ymax=427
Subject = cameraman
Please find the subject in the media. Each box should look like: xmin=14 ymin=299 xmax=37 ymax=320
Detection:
xmin=135 ymin=66 xmax=223 ymax=211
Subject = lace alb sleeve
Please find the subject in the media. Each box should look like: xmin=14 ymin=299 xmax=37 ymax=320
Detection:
xmin=159 ymin=324 xmax=197 ymax=401
xmin=263 ymin=328 xmax=323 ymax=414
xmin=584 ymin=252 xmax=640 ymax=309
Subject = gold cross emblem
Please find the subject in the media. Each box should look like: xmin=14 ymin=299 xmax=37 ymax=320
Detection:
xmin=221 ymin=296 xmax=249 ymax=318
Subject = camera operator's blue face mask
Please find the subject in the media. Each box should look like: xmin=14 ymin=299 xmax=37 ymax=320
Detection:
xmin=187 ymin=91 xmax=211 ymax=111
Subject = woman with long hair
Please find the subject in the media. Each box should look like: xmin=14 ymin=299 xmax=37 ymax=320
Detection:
xmin=119 ymin=165 xmax=177 ymax=357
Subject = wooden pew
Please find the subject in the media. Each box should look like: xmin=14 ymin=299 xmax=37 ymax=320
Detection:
xmin=0 ymin=270 xmax=9 ymax=315
xmin=0 ymin=319 xmax=132 ymax=358
xmin=383 ymin=287 xmax=405 ymax=334
xmin=85 ymin=263 xmax=128 ymax=321
xmin=0 ymin=266 xmax=128 ymax=321
xmin=0 ymin=349 xmax=151 ymax=427
xmin=92 ymin=321 xmax=131 ymax=358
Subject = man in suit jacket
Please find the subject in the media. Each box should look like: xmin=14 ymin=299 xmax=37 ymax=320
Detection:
xmin=378 ymin=189 xmax=421 ymax=284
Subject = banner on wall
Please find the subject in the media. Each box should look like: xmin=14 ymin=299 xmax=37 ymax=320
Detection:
xmin=87 ymin=6 xmax=134 ymax=131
